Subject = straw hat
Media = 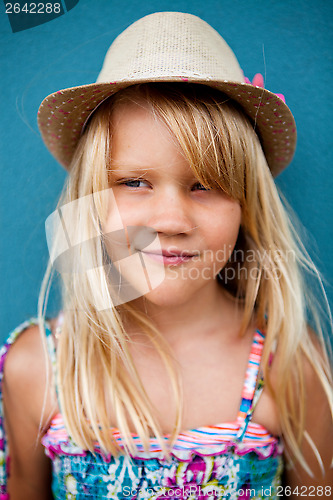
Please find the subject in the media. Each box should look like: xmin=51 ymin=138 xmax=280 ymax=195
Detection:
xmin=37 ymin=12 xmax=296 ymax=176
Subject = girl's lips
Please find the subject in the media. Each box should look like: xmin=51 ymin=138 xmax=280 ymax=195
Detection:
xmin=141 ymin=251 xmax=198 ymax=266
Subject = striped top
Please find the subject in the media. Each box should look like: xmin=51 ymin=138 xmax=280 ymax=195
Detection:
xmin=0 ymin=319 xmax=283 ymax=499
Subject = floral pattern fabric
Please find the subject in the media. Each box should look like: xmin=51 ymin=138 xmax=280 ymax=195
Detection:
xmin=48 ymin=445 xmax=283 ymax=499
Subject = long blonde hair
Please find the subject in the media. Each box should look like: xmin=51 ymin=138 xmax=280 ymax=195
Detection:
xmin=39 ymin=83 xmax=332 ymax=469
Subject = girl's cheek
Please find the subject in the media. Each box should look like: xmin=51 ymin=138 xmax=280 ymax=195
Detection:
xmin=110 ymin=193 xmax=142 ymax=223
xmin=119 ymin=205 xmax=146 ymax=226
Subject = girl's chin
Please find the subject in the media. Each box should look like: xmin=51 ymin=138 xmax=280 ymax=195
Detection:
xmin=132 ymin=287 xmax=184 ymax=308
xmin=131 ymin=277 xmax=215 ymax=310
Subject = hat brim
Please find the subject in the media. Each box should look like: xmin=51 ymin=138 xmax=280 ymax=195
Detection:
xmin=37 ymin=77 xmax=296 ymax=176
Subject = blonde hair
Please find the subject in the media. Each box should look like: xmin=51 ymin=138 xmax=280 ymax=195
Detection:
xmin=39 ymin=83 xmax=333 ymax=470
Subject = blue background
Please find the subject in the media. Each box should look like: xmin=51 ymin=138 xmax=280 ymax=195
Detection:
xmin=1 ymin=0 xmax=332 ymax=341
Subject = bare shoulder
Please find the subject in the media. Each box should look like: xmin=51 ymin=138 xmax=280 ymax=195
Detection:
xmin=267 ymin=325 xmax=331 ymax=391
xmin=300 ymin=328 xmax=332 ymax=411
xmin=3 ymin=322 xmax=58 ymax=427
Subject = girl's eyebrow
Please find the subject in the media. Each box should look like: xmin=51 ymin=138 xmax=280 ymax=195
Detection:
xmin=108 ymin=167 xmax=151 ymax=177
xmin=109 ymin=161 xmax=153 ymax=172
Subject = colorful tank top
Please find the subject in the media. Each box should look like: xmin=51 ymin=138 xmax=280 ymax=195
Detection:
xmin=0 ymin=319 xmax=283 ymax=499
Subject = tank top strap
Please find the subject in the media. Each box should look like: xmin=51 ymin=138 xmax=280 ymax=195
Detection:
xmin=44 ymin=319 xmax=58 ymax=387
xmin=236 ymin=329 xmax=265 ymax=439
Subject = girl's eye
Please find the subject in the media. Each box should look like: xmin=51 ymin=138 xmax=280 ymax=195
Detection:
xmin=192 ymin=182 xmax=209 ymax=191
xmin=122 ymin=179 xmax=148 ymax=188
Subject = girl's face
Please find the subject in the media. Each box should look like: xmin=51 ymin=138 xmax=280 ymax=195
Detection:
xmin=104 ymin=100 xmax=241 ymax=308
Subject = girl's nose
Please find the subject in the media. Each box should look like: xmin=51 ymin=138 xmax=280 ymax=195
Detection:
xmin=146 ymin=188 xmax=195 ymax=236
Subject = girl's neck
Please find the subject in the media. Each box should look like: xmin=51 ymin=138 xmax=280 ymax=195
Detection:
xmin=128 ymin=281 xmax=246 ymax=346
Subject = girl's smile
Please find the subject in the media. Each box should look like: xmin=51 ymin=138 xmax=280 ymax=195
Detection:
xmin=105 ymin=100 xmax=242 ymax=308
xmin=140 ymin=249 xmax=200 ymax=267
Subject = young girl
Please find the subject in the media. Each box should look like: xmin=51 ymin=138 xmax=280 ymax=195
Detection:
xmin=1 ymin=12 xmax=332 ymax=500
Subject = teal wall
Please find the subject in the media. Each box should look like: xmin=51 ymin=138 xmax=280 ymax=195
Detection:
xmin=1 ymin=0 xmax=332 ymax=339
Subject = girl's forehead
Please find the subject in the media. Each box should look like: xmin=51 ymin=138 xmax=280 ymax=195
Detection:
xmin=110 ymin=101 xmax=188 ymax=168
xmin=111 ymin=100 xmax=167 ymax=140
xmin=111 ymin=98 xmax=152 ymax=123
xmin=109 ymin=95 xmax=181 ymax=144
xmin=109 ymin=162 xmax=198 ymax=180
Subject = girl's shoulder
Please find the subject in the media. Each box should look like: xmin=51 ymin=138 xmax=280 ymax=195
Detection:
xmin=1 ymin=317 xmax=59 ymax=426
